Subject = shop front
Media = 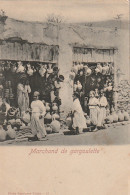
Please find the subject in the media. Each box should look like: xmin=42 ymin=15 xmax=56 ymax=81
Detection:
xmin=70 ymin=45 xmax=117 ymax=115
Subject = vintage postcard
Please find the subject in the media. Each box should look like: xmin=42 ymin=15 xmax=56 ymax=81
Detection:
xmin=0 ymin=0 xmax=129 ymax=194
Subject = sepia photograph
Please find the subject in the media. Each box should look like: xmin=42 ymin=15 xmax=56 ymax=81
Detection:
xmin=0 ymin=0 xmax=129 ymax=145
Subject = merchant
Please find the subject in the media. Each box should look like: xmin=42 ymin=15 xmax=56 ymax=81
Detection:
xmin=29 ymin=91 xmax=47 ymax=141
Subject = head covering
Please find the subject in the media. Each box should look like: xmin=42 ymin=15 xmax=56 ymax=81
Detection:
xmin=58 ymin=75 xmax=64 ymax=82
xmin=33 ymin=91 xmax=40 ymax=97
xmin=53 ymin=67 xmax=59 ymax=72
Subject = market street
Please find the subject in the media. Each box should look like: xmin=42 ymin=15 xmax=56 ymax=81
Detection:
xmin=1 ymin=123 xmax=129 ymax=146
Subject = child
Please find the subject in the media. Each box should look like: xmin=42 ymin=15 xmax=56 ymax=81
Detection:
xmin=98 ymin=89 xmax=108 ymax=128
xmin=72 ymin=92 xmax=87 ymax=134
xmin=88 ymin=91 xmax=99 ymax=131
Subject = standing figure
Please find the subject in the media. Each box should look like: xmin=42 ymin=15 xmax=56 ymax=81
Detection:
xmin=17 ymin=79 xmax=31 ymax=117
xmin=88 ymin=91 xmax=99 ymax=131
xmin=72 ymin=92 xmax=87 ymax=134
xmin=98 ymin=90 xmax=108 ymax=128
xmin=30 ymin=91 xmax=47 ymax=141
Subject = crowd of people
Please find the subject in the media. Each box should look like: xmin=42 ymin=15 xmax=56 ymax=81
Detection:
xmin=71 ymin=89 xmax=108 ymax=135
xmin=0 ymin=60 xmax=117 ymax=141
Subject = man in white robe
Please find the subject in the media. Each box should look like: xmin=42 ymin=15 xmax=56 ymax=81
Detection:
xmin=72 ymin=92 xmax=87 ymax=134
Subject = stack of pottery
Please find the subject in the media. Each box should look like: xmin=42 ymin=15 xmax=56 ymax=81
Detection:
xmin=44 ymin=102 xmax=52 ymax=124
xmin=117 ymin=80 xmax=130 ymax=114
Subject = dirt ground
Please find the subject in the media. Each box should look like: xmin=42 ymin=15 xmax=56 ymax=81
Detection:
xmin=0 ymin=123 xmax=129 ymax=146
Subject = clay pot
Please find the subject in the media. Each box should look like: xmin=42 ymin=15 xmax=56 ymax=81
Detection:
xmin=86 ymin=117 xmax=91 ymax=126
xmin=118 ymin=111 xmax=124 ymax=122
xmin=0 ymin=126 xmax=6 ymax=142
xmin=52 ymin=103 xmax=58 ymax=111
xmin=112 ymin=112 xmax=118 ymax=123
xmin=45 ymin=112 xmax=52 ymax=120
xmin=7 ymin=125 xmax=16 ymax=139
xmin=102 ymin=66 xmax=107 ymax=75
xmin=97 ymin=64 xmax=102 ymax=73
xmin=55 ymin=81 xmax=61 ymax=89
xmin=105 ymin=64 xmax=109 ymax=74
xmin=44 ymin=112 xmax=52 ymax=124
xmin=73 ymin=84 xmax=78 ymax=91
xmin=123 ymin=111 xmax=129 ymax=121
xmin=27 ymin=67 xmax=33 ymax=76
xmin=52 ymin=113 xmax=60 ymax=120
xmin=77 ymin=63 xmax=81 ymax=70
xmin=51 ymin=119 xmax=60 ymax=133
xmin=8 ymin=119 xmax=16 ymax=125
xmin=80 ymin=63 xmax=84 ymax=69
xmin=95 ymin=68 xmax=100 ymax=74
xmin=66 ymin=116 xmax=73 ymax=128
xmin=106 ymin=115 xmax=113 ymax=124
xmin=77 ymin=81 xmax=82 ymax=91
xmin=45 ymin=103 xmax=50 ymax=112
xmin=84 ymin=66 xmax=91 ymax=76
xmin=107 ymin=85 xmax=113 ymax=92
xmin=39 ymin=67 xmax=46 ymax=77
xmin=79 ymin=70 xmax=84 ymax=76
xmin=46 ymin=125 xmax=52 ymax=134
xmin=47 ymin=64 xmax=53 ymax=74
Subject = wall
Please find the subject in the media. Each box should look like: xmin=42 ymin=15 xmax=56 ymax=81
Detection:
xmin=0 ymin=18 xmax=129 ymax=116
